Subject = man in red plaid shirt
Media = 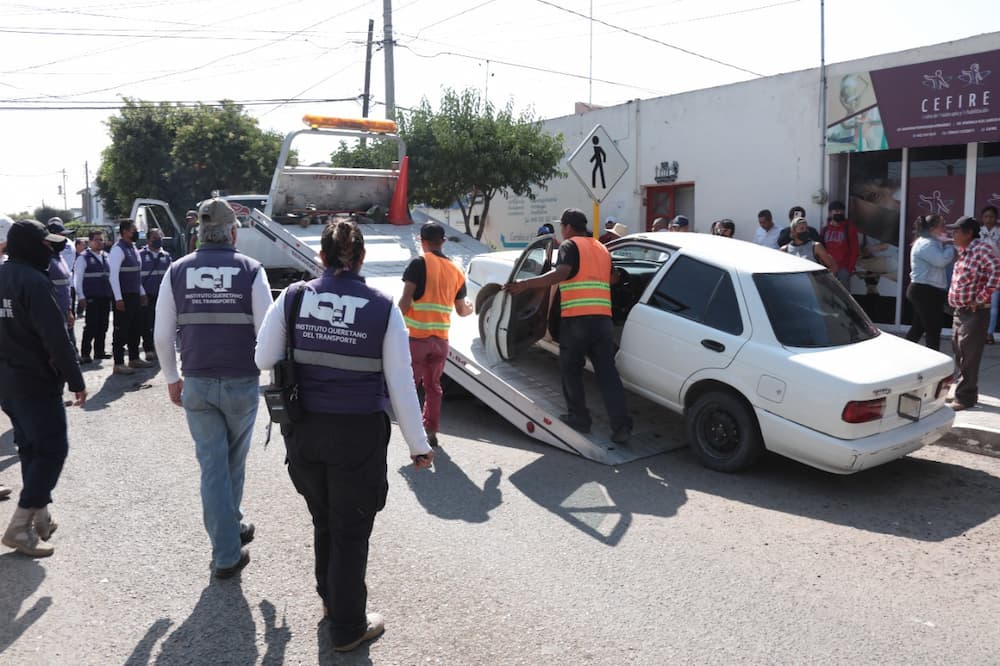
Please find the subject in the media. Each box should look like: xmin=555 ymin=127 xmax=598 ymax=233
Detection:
xmin=946 ymin=216 xmax=1000 ymax=410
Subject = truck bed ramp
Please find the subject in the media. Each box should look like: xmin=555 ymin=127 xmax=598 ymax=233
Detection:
xmin=445 ymin=314 xmax=687 ymax=465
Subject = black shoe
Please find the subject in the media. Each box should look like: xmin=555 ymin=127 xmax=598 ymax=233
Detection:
xmin=80 ymin=356 xmax=93 ymax=364
xmin=611 ymin=424 xmax=632 ymax=445
xmin=214 ymin=547 xmax=250 ymax=579
xmin=95 ymin=353 xmax=111 ymax=360
xmin=240 ymin=522 xmax=255 ymax=545
xmin=558 ymin=414 xmax=591 ymax=434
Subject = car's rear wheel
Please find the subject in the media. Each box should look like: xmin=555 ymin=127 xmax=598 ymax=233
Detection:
xmin=686 ymin=391 xmax=763 ymax=472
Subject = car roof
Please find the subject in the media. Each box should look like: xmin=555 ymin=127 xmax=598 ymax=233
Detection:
xmin=616 ymin=232 xmax=821 ymax=274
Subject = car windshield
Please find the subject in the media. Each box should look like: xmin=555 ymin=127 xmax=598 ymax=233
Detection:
xmin=753 ymin=271 xmax=880 ymax=347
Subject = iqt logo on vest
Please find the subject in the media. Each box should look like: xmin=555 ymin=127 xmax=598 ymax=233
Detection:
xmin=186 ymin=267 xmax=241 ymax=292
xmin=302 ymin=291 xmax=368 ymax=329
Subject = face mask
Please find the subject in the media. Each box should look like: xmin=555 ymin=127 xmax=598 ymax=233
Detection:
xmin=795 ymin=231 xmax=810 ymax=242
xmin=150 ymin=239 xmax=163 ymax=250
xmin=832 ymin=213 xmax=846 ymax=222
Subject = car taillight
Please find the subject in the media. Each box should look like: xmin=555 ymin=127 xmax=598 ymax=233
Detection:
xmin=842 ymin=398 xmax=886 ymax=424
xmin=935 ymin=376 xmax=954 ymax=399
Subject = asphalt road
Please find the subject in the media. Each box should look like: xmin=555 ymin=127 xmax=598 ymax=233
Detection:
xmin=2 ymin=360 xmax=1000 ymax=665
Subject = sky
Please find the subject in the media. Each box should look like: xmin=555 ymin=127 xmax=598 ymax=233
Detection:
xmin=1 ymin=0 xmax=998 ymax=215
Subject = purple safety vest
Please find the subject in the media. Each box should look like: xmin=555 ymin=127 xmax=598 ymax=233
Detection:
xmin=170 ymin=244 xmax=261 ymax=378
xmin=285 ymin=270 xmax=392 ymax=414
xmin=81 ymin=249 xmax=113 ymax=299
xmin=115 ymin=239 xmax=141 ymax=295
xmin=48 ymin=255 xmax=72 ymax=314
xmin=140 ymin=247 xmax=172 ymax=297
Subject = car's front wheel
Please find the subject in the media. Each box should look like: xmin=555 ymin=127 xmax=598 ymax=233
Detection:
xmin=686 ymin=391 xmax=763 ymax=472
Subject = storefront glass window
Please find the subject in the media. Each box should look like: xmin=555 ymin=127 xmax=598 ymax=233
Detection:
xmin=848 ymin=149 xmax=902 ymax=324
xmin=976 ymin=143 xmax=1000 ymax=215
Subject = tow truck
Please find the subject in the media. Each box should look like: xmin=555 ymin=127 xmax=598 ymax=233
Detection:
xmin=133 ymin=115 xmax=684 ymax=466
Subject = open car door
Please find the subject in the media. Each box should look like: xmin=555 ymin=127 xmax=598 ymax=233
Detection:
xmin=487 ymin=235 xmax=556 ymax=361
xmin=129 ymin=199 xmax=182 ymax=252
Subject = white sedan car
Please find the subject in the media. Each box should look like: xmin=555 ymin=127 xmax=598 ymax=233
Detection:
xmin=469 ymin=232 xmax=955 ymax=474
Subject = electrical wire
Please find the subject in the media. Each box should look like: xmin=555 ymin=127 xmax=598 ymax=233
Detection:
xmin=412 ymin=0 xmax=498 ymax=39
xmin=0 ymin=97 xmax=360 ymax=111
xmin=533 ymin=0 xmax=764 ymax=77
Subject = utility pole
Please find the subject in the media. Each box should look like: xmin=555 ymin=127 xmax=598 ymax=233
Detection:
xmin=589 ymin=0 xmax=593 ymax=105
xmin=61 ymin=168 xmax=68 ymax=210
xmin=383 ymin=0 xmax=396 ymax=120
xmin=362 ymin=19 xmax=374 ymax=119
xmin=84 ymin=161 xmax=91 ymax=223
xmin=818 ymin=0 xmax=828 ymax=209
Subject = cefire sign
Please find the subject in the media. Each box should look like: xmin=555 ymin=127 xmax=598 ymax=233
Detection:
xmin=566 ymin=125 xmax=629 ymax=203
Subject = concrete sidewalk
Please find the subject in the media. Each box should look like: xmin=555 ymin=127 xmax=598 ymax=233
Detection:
xmin=936 ymin=339 xmax=1000 ymax=458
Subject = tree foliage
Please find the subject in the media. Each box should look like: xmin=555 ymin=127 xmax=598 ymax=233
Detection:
xmin=329 ymin=139 xmax=398 ymax=170
xmin=96 ymin=99 xmax=284 ymax=223
xmin=328 ymin=89 xmax=564 ymax=239
xmin=32 ymin=205 xmax=74 ymax=224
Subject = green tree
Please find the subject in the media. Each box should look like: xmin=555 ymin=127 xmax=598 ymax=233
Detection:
xmin=96 ymin=99 xmax=284 ymax=223
xmin=32 ymin=206 xmax=75 ymax=224
xmin=400 ymin=88 xmax=565 ymax=240
xmin=329 ymin=138 xmax=398 ymax=169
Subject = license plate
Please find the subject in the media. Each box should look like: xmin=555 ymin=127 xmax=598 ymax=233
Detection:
xmin=898 ymin=393 xmax=922 ymax=421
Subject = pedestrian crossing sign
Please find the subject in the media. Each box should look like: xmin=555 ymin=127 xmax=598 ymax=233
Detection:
xmin=566 ymin=124 xmax=629 ymax=203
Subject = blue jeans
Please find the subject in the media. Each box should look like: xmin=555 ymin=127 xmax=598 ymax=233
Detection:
xmin=181 ymin=375 xmax=260 ymax=568
xmin=990 ymin=290 xmax=999 ymax=336
xmin=1 ymin=392 xmax=68 ymax=509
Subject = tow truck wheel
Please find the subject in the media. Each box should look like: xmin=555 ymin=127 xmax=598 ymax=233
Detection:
xmin=686 ymin=391 xmax=763 ymax=472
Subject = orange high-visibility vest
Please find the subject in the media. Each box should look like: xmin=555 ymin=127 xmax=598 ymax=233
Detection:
xmin=559 ymin=236 xmax=612 ymax=318
xmin=404 ymin=252 xmax=465 ymax=339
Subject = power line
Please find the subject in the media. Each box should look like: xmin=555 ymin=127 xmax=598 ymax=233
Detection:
xmin=412 ymin=0 xmax=498 ymax=39
xmin=533 ymin=0 xmax=764 ymax=78
xmin=398 ymin=43 xmax=668 ymax=96
xmin=648 ymin=0 xmax=801 ymax=27
xmin=0 ymin=97 xmax=360 ymax=111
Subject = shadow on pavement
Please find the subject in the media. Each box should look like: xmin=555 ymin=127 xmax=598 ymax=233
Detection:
xmin=124 ymin=618 xmax=171 ymax=666
xmin=82 ymin=369 xmax=157 ymax=412
xmin=0 ymin=555 xmax=50 ymax=653
xmin=316 ymin=619 xmax=375 ymax=665
xmin=398 ymin=448 xmax=502 ymax=523
xmin=151 ymin=581 xmax=257 ymax=664
xmin=259 ymin=599 xmax=291 ymax=665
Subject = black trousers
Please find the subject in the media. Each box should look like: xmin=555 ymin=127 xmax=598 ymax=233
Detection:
xmin=113 ymin=292 xmax=143 ymax=364
xmin=905 ymin=282 xmax=947 ymax=351
xmin=283 ymin=411 xmax=389 ymax=645
xmin=81 ymin=296 xmax=111 ymax=358
xmin=141 ymin=292 xmax=158 ymax=352
xmin=1 ymin=392 xmax=68 ymax=509
xmin=952 ymin=308 xmax=990 ymax=407
xmin=558 ymin=315 xmax=631 ymax=433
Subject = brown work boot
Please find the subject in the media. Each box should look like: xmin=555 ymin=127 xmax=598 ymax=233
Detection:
xmin=33 ymin=506 xmax=58 ymax=541
xmin=333 ymin=613 xmax=385 ymax=652
xmin=113 ymin=364 xmax=135 ymax=375
xmin=2 ymin=507 xmax=54 ymax=557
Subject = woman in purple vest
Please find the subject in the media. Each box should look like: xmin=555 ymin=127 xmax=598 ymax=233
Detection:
xmin=255 ymin=220 xmax=433 ymax=653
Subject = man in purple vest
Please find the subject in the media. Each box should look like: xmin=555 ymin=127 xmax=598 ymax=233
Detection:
xmin=109 ymin=219 xmax=152 ymax=375
xmin=74 ymin=230 xmax=113 ymax=364
xmin=139 ymin=228 xmax=171 ymax=362
xmin=154 ymin=198 xmax=273 ymax=579
xmin=48 ymin=237 xmax=75 ymax=356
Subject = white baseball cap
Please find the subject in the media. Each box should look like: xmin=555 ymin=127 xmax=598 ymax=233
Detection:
xmin=0 ymin=215 xmax=13 ymax=243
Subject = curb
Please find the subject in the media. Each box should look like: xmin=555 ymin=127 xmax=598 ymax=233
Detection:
xmin=934 ymin=426 xmax=1000 ymax=459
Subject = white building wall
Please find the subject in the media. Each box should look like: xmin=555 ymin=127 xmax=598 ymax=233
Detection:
xmin=480 ymin=31 xmax=1000 ymax=249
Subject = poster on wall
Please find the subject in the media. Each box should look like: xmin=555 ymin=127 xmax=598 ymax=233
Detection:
xmin=827 ymin=49 xmax=1000 ymax=153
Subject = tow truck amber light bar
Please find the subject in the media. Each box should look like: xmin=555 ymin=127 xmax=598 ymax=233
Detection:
xmin=302 ymin=115 xmax=398 ymax=133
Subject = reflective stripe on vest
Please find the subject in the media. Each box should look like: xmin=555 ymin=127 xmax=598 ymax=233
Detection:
xmin=118 ymin=266 xmax=140 ymax=273
xmin=403 ymin=252 xmax=464 ymax=339
xmin=559 ymin=237 xmax=612 ymax=317
xmin=51 ymin=278 xmax=70 ymax=286
xmin=83 ymin=272 xmax=109 ymax=279
xmin=176 ymin=312 xmax=255 ymax=325
xmin=293 ymin=348 xmax=383 ymax=373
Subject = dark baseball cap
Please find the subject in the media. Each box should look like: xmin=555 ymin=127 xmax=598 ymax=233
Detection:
xmin=9 ymin=219 xmax=66 ymax=246
xmin=670 ymin=215 xmax=690 ymax=228
xmin=46 ymin=218 xmax=73 ymax=237
xmin=946 ymin=216 xmax=980 ymax=235
xmin=419 ymin=222 xmax=446 ymax=242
